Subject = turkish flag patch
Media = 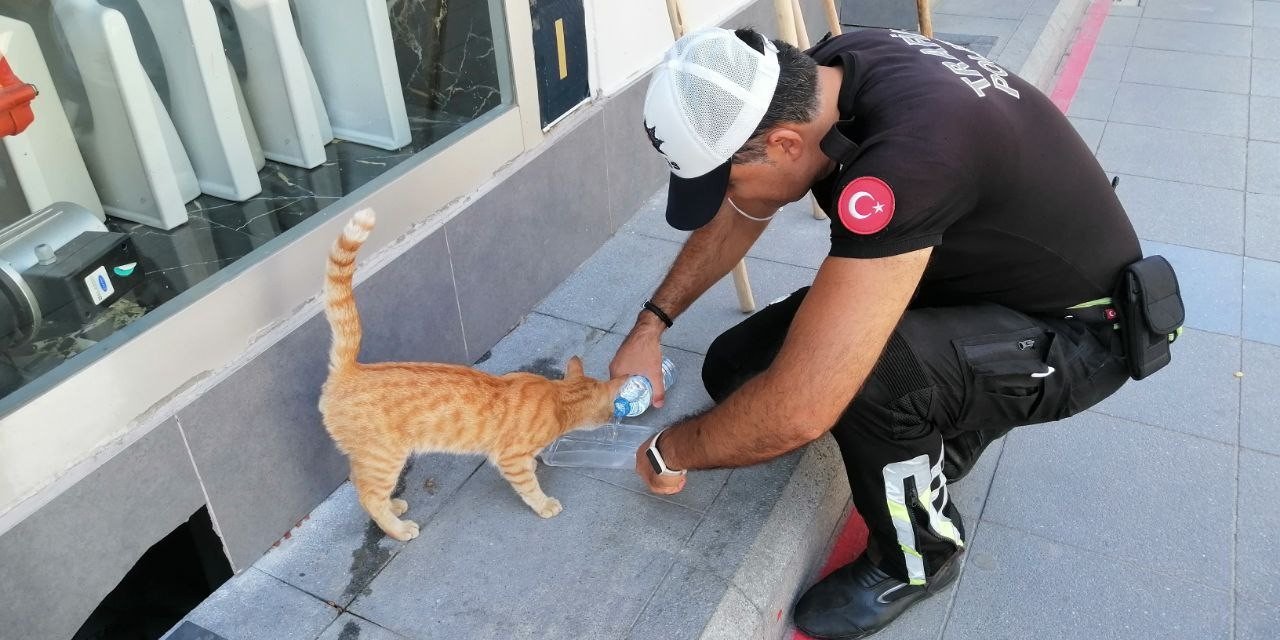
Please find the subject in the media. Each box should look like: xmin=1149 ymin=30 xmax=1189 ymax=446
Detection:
xmin=837 ymin=176 xmax=895 ymax=235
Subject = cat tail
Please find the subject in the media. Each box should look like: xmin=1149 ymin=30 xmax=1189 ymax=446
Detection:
xmin=324 ymin=209 xmax=375 ymax=370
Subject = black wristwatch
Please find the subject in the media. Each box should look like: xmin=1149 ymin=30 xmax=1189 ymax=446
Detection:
xmin=646 ymin=430 xmax=686 ymax=477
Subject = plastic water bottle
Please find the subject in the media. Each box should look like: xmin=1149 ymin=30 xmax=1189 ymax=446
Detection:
xmin=612 ymin=357 xmax=677 ymax=418
xmin=540 ymin=357 xmax=677 ymax=469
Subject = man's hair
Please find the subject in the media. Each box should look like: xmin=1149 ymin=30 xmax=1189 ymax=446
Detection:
xmin=730 ymin=28 xmax=820 ymax=164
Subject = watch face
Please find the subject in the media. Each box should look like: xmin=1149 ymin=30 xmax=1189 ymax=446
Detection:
xmin=646 ymin=448 xmax=664 ymax=475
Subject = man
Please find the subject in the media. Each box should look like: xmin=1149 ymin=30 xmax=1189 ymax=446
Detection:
xmin=609 ymin=26 xmax=1157 ymax=639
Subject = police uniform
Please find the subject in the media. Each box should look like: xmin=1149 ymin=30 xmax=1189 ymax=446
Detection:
xmin=697 ymin=29 xmax=1144 ymax=636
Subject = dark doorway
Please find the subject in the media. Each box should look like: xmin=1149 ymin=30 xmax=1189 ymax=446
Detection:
xmin=72 ymin=507 xmax=232 ymax=640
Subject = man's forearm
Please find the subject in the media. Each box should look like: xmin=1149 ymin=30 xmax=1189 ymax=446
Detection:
xmin=657 ymin=368 xmax=810 ymax=469
xmin=645 ymin=202 xmax=770 ymax=324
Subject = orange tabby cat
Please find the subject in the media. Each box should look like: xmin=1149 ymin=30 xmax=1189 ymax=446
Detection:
xmin=319 ymin=210 xmax=627 ymax=541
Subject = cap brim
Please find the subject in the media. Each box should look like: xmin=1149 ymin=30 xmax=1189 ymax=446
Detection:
xmin=665 ymin=161 xmax=730 ymax=231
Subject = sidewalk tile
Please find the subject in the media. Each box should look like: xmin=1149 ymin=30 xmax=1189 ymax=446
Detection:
xmin=928 ymin=0 xmax=1032 ymax=20
xmin=620 ymin=188 xmax=690 ymax=245
xmin=253 ymin=451 xmax=480 ymax=607
xmin=1124 ymin=48 xmax=1251 ymax=93
xmin=658 ymin=258 xmax=816 ymax=355
xmin=1110 ymin=82 xmax=1249 ymax=137
xmin=472 ymin=312 xmax=606 ymax=377
xmin=929 ymin=15 xmax=1021 ymax=44
xmin=1142 ymin=0 xmax=1253 ymax=26
xmin=1098 ymin=16 xmax=1139 ymax=46
xmin=944 ymin=523 xmax=1231 ymax=640
xmin=1246 ymin=192 xmax=1280 ymax=261
xmin=1092 ymin=328 xmax=1241 ymax=444
xmin=985 ymin=414 xmax=1235 ymax=588
xmin=1237 ymin=597 xmax=1280 ymax=640
xmin=1114 ymin=175 xmax=1244 ymax=254
xmin=1249 ymin=140 xmax=1280 ymax=194
xmin=1242 ymin=341 xmax=1280 ymax=455
xmin=1252 ymin=96 xmax=1280 ymax=141
xmin=626 ymin=562 xmax=744 ymax=640
xmin=1068 ymin=117 xmax=1106 ymax=151
xmin=681 ymin=449 xmax=806 ymax=584
xmin=1257 ymin=1 xmax=1280 ymax=27
xmin=1237 ymin=449 xmax=1280 ymax=606
xmin=535 ymin=231 xmax=680 ymax=332
xmin=180 ymin=569 xmax=338 ymax=640
xmin=1244 ymin=257 xmax=1280 ymax=345
xmin=1066 ymin=78 xmax=1120 ymax=120
xmin=1082 ymin=44 xmax=1131 ymax=80
xmin=1138 ymin=241 xmax=1242 ymax=338
xmin=1134 ymin=18 xmax=1252 ymax=57
xmin=1097 ymin=123 xmax=1247 ymax=189
xmin=1256 ymin=27 xmax=1280 ymax=59
xmin=349 ymin=468 xmax=700 ymax=639
xmin=316 ymin=614 xmax=406 ymax=640
xmin=949 ymin=437 xmax=1005 ymax=520
xmin=1255 ymin=58 xmax=1280 ymax=96
xmin=747 ymin=200 xmax=832 ymax=270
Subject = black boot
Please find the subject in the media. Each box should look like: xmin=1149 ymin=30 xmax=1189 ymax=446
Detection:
xmin=793 ymin=552 xmax=962 ymax=639
xmin=942 ymin=427 xmax=1011 ymax=482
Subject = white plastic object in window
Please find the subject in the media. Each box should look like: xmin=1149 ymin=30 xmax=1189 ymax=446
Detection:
xmin=0 ymin=15 xmax=104 ymax=221
xmin=213 ymin=0 xmax=332 ymax=169
xmin=292 ymin=0 xmax=410 ymax=151
xmin=51 ymin=0 xmax=198 ymax=230
xmin=136 ymin=0 xmax=262 ymax=201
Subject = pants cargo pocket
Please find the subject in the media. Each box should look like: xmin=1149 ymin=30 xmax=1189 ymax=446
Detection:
xmin=952 ymin=328 xmax=1058 ymax=430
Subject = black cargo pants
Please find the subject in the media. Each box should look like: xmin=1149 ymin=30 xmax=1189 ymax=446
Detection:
xmin=701 ymin=287 xmax=1131 ymax=585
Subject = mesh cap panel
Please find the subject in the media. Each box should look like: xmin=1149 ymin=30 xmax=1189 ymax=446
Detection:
xmin=672 ymin=34 xmax=765 ymax=158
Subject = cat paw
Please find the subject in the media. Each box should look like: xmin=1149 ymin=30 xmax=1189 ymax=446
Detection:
xmin=390 ymin=498 xmax=409 ymax=516
xmin=535 ymin=498 xmax=563 ymax=518
xmin=389 ymin=520 xmax=420 ymax=542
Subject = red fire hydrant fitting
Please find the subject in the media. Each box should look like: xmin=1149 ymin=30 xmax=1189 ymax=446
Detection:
xmin=0 ymin=57 xmax=37 ymax=137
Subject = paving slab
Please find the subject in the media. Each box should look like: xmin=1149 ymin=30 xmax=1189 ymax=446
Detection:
xmin=165 ymin=569 xmax=339 ymax=640
xmin=1141 ymin=0 xmax=1253 ymax=26
xmin=1243 ymin=257 xmax=1280 ymax=345
xmin=1141 ymin=240 xmax=1243 ymax=337
xmin=1133 ymin=18 xmax=1253 ymax=57
xmin=1123 ymin=47 xmax=1252 ymax=93
xmin=1065 ymin=77 xmax=1120 ymax=119
xmin=943 ymin=522 xmax=1231 ymax=640
xmin=1097 ymin=123 xmax=1247 ymax=190
xmin=1114 ymin=175 xmax=1244 ymax=254
xmin=984 ymin=413 xmax=1235 ymax=589
xmin=1248 ymin=139 xmax=1280 ymax=193
xmin=1068 ymin=117 xmax=1106 ymax=151
xmin=1237 ymin=449 xmax=1280 ymax=607
xmin=1242 ymin=341 xmax=1280 ymax=455
xmin=1091 ymin=328 xmax=1241 ymax=444
xmin=1109 ymin=82 xmax=1249 ymax=137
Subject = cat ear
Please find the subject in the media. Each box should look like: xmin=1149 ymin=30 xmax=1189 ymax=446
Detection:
xmin=565 ymin=355 xmax=585 ymax=378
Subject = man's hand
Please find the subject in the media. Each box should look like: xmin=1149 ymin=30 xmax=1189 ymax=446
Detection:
xmin=635 ymin=435 xmax=686 ymax=495
xmin=610 ymin=313 xmax=668 ymax=407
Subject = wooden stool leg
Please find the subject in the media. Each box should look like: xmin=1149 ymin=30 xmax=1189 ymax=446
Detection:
xmin=917 ymin=0 xmax=934 ymax=38
xmin=823 ymin=0 xmax=843 ymax=35
xmin=732 ymin=260 xmax=756 ymax=313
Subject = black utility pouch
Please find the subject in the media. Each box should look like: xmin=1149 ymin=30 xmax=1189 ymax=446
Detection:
xmin=1115 ymin=255 xmax=1185 ymax=380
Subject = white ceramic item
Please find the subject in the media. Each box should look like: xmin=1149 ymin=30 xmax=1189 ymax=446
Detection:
xmin=51 ymin=0 xmax=198 ymax=230
xmin=293 ymin=0 xmax=411 ymax=151
xmin=136 ymin=0 xmax=262 ymax=201
xmin=0 ymin=15 xmax=104 ymax=221
xmin=213 ymin=0 xmax=332 ymax=169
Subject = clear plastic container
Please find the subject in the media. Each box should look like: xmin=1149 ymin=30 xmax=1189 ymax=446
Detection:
xmin=539 ymin=422 xmax=659 ymax=469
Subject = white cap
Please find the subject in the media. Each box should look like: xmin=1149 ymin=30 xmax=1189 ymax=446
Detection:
xmin=643 ymin=27 xmax=780 ymax=230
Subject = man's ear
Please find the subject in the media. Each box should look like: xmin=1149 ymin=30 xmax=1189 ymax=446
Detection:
xmin=767 ymin=127 xmax=806 ymax=161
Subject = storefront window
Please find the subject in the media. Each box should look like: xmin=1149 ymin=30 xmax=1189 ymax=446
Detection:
xmin=0 ymin=0 xmax=512 ymax=401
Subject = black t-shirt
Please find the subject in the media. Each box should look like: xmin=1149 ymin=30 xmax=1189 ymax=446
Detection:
xmin=807 ymin=30 xmax=1141 ymax=313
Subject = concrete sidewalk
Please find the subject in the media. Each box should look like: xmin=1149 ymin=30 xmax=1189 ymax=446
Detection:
xmin=164 ymin=0 xmax=1280 ymax=638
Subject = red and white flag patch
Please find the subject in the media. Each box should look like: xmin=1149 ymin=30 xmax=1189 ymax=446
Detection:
xmin=837 ymin=176 xmax=895 ymax=235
